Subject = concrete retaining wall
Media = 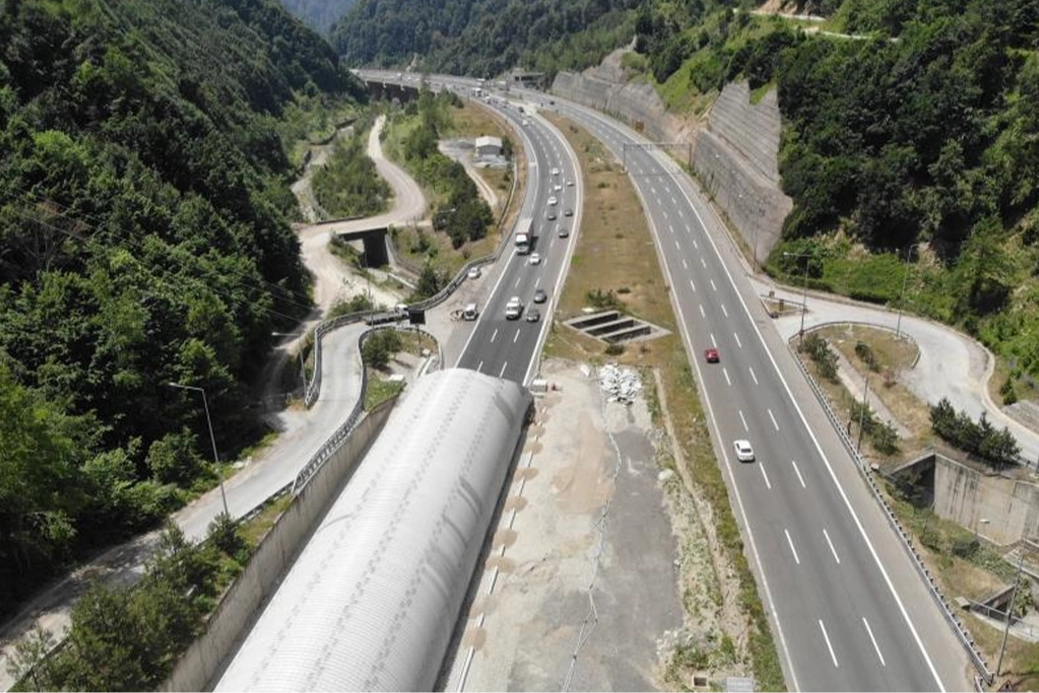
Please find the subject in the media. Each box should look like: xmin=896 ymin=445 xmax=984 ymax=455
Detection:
xmin=933 ymin=454 xmax=1039 ymax=546
xmin=160 ymin=400 xmax=397 ymax=692
xmin=552 ymin=67 xmax=791 ymax=265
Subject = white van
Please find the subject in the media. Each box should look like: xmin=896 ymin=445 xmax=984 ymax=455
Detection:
xmin=463 ymin=303 xmax=479 ymax=321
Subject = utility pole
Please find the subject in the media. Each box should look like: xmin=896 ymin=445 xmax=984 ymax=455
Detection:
xmin=783 ymin=251 xmax=813 ymax=344
xmin=895 ymin=243 xmax=921 ymax=339
xmin=857 ymin=369 xmax=871 ymax=452
xmin=997 ymin=547 xmax=1026 ymax=676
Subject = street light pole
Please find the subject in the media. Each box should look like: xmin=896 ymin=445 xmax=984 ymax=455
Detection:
xmin=857 ymin=368 xmax=871 ymax=452
xmin=167 ymin=382 xmax=229 ymax=517
xmin=997 ymin=546 xmax=1026 ymax=676
xmin=895 ymin=243 xmax=920 ymax=339
xmin=783 ymin=251 xmax=812 ymax=344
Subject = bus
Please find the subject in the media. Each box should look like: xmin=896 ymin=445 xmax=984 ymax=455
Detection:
xmin=514 ymin=217 xmax=533 ymax=254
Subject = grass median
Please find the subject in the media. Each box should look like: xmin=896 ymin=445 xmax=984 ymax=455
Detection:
xmin=543 ymin=113 xmax=784 ymax=691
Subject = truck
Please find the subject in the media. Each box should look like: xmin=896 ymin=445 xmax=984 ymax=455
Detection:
xmin=514 ymin=216 xmax=534 ymax=254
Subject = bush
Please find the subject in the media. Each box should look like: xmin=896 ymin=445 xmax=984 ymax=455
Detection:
xmin=930 ymin=397 xmax=1021 ymax=468
xmin=586 ymin=288 xmax=624 ymax=311
xmin=802 ymin=333 xmax=839 ymax=382
xmin=871 ymin=420 xmax=900 ymax=454
xmin=854 ymin=341 xmax=881 ymax=372
xmin=146 ymin=429 xmax=205 ymax=485
xmin=362 ymin=330 xmax=404 ymax=370
xmin=951 ymin=537 xmax=980 ymax=559
xmin=605 ymin=343 xmax=625 ymax=356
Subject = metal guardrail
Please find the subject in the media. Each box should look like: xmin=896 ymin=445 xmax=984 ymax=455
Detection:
xmin=292 ymin=324 xmax=442 ymax=495
xmin=791 ymin=353 xmax=995 ymax=684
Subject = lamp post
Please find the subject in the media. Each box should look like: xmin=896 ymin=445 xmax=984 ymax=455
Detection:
xmin=857 ymin=368 xmax=871 ymax=452
xmin=783 ymin=251 xmax=813 ymax=344
xmin=997 ymin=546 xmax=1026 ymax=677
xmin=167 ymin=382 xmax=228 ymax=517
xmin=272 ymin=331 xmax=308 ymax=393
xmin=895 ymin=243 xmax=922 ymax=339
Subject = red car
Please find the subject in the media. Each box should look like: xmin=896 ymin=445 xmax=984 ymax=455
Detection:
xmin=704 ymin=348 xmax=720 ymax=363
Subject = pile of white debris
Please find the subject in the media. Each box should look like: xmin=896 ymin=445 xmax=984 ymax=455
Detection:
xmin=598 ymin=363 xmax=642 ymax=404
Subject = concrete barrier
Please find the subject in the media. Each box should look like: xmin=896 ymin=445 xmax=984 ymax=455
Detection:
xmin=159 ymin=399 xmax=398 ymax=692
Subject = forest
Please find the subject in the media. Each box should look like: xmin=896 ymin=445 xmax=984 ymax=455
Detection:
xmin=0 ymin=0 xmax=364 ymax=617
xmin=630 ymin=0 xmax=1039 ymax=393
xmin=331 ymin=0 xmax=641 ymax=78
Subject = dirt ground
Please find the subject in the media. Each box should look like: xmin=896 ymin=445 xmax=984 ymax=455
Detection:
xmin=445 ymin=359 xmax=685 ymax=691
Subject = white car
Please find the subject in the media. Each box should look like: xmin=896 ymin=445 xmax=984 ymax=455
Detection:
xmin=551 ymin=167 xmax=560 ymax=177
xmin=566 ymin=179 xmax=575 ymax=187
xmin=522 ymin=119 xmax=530 ymax=127
xmin=553 ymin=184 xmax=563 ymax=192
xmin=467 ymin=266 xmax=481 ymax=280
xmin=547 ymin=196 xmax=558 ymax=206
xmin=733 ymin=440 xmax=755 ymax=463
xmin=528 ymin=252 xmax=542 ymax=266
xmin=505 ymin=296 xmax=523 ymax=320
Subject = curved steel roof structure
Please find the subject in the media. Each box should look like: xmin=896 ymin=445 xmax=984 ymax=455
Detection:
xmin=215 ymin=368 xmax=531 ymax=692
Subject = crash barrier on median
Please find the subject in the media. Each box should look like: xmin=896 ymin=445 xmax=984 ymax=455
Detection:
xmin=160 ymin=397 xmax=398 ymax=693
xmin=791 ymin=345 xmax=995 ymax=684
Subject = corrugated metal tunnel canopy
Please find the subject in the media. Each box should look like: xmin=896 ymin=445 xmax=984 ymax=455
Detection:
xmin=215 ymin=368 xmax=531 ymax=692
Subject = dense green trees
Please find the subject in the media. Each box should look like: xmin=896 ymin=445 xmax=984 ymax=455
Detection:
xmin=930 ymin=397 xmax=1022 ymax=468
xmin=332 ymin=0 xmax=640 ymax=78
xmin=0 ymin=0 xmax=362 ymax=618
xmin=312 ymin=126 xmax=391 ymax=218
xmin=389 ymin=91 xmax=494 ymax=249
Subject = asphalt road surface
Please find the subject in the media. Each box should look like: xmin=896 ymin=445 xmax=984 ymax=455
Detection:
xmin=361 ymin=71 xmax=969 ymax=692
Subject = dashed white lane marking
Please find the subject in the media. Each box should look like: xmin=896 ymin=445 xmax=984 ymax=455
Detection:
xmin=734 ymin=332 xmax=743 ymax=349
xmin=723 ymin=367 xmax=731 ymax=386
xmin=690 ymin=279 xmax=697 ymax=293
xmin=477 ymin=360 xmax=484 ymax=373
xmin=749 ymin=366 xmax=758 ymax=384
xmin=710 ymin=332 xmax=717 ymax=348
xmin=491 ymin=328 xmax=499 ymax=343
xmin=515 ymin=276 xmax=522 ymax=288
xmin=819 ymin=620 xmax=839 ymax=667
xmin=768 ymin=409 xmax=779 ymax=431
xmin=499 ymin=362 xmax=508 ymax=378
xmin=863 ymin=617 xmax=886 ymax=667
xmin=669 ymin=224 xmax=674 ymax=235
xmin=671 ymin=196 xmax=677 ymax=205
xmin=785 ymin=529 xmax=801 ymax=565
xmin=824 ymin=528 xmax=841 ymax=565
xmin=676 ymin=239 xmax=681 ymax=250
xmin=682 ymin=258 xmax=688 ymax=270
xmin=710 ymin=279 xmax=717 ymax=292
xmin=721 ymin=304 xmax=729 ymax=317
xmin=513 ymin=328 xmax=521 ymax=344
xmin=700 ymin=257 xmax=707 ymax=268
xmin=693 ymin=239 xmax=698 ymax=249
xmin=791 ymin=460 xmax=806 ymax=489
xmin=739 ymin=410 xmax=749 ymax=432
xmin=698 ymin=304 xmax=705 ymax=318
xmin=759 ymin=462 xmax=772 ymax=490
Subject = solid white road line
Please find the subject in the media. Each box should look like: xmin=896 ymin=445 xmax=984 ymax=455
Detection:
xmin=721 ymin=304 xmax=729 ymax=317
xmin=759 ymin=462 xmax=772 ymax=490
xmin=768 ymin=409 xmax=779 ymax=431
xmin=491 ymin=328 xmax=499 ymax=343
xmin=513 ymin=328 xmax=521 ymax=344
xmin=710 ymin=279 xmax=717 ymax=292
xmin=734 ymin=332 xmax=742 ymax=349
xmin=699 ymin=304 xmax=705 ymax=318
xmin=791 ymin=460 xmax=806 ymax=489
xmin=669 ymin=143 xmax=945 ymax=690
xmin=499 ymin=362 xmax=508 ymax=378
xmin=824 ymin=528 xmax=841 ymax=565
xmin=749 ymin=366 xmax=758 ymax=384
xmin=723 ymin=367 xmax=732 ymax=386
xmin=819 ymin=620 xmax=839 ymax=667
xmin=739 ymin=410 xmax=749 ymax=432
xmin=785 ymin=529 xmax=801 ymax=565
xmin=863 ymin=617 xmax=887 ymax=667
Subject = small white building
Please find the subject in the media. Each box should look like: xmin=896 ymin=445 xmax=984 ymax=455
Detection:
xmin=475 ymin=135 xmax=502 ymax=158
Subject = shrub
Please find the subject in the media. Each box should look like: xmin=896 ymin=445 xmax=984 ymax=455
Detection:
xmin=586 ymin=288 xmax=624 ymax=311
xmin=802 ymin=333 xmax=839 ymax=382
xmin=605 ymin=343 xmax=625 ymax=355
xmin=930 ymin=397 xmax=1022 ymax=467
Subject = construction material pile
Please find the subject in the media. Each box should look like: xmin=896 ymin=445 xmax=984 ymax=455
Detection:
xmin=598 ymin=363 xmax=642 ymax=404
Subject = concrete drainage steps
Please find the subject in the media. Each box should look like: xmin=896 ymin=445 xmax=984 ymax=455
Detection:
xmin=564 ymin=310 xmax=667 ymax=345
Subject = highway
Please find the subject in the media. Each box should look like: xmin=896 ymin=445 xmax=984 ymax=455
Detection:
xmin=363 ymin=71 xmax=966 ymax=691
xmin=426 ymin=81 xmax=583 ymax=384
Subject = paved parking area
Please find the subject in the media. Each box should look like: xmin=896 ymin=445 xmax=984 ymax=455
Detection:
xmin=445 ymin=360 xmax=682 ymax=691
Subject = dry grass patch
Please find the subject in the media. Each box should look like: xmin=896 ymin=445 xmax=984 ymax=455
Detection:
xmin=543 ymin=113 xmax=783 ymax=691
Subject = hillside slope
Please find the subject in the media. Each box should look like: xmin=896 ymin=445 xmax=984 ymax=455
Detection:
xmin=280 ymin=0 xmax=357 ymax=36
xmin=332 ymin=0 xmax=640 ymax=77
xmin=0 ymin=0 xmax=364 ymax=618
